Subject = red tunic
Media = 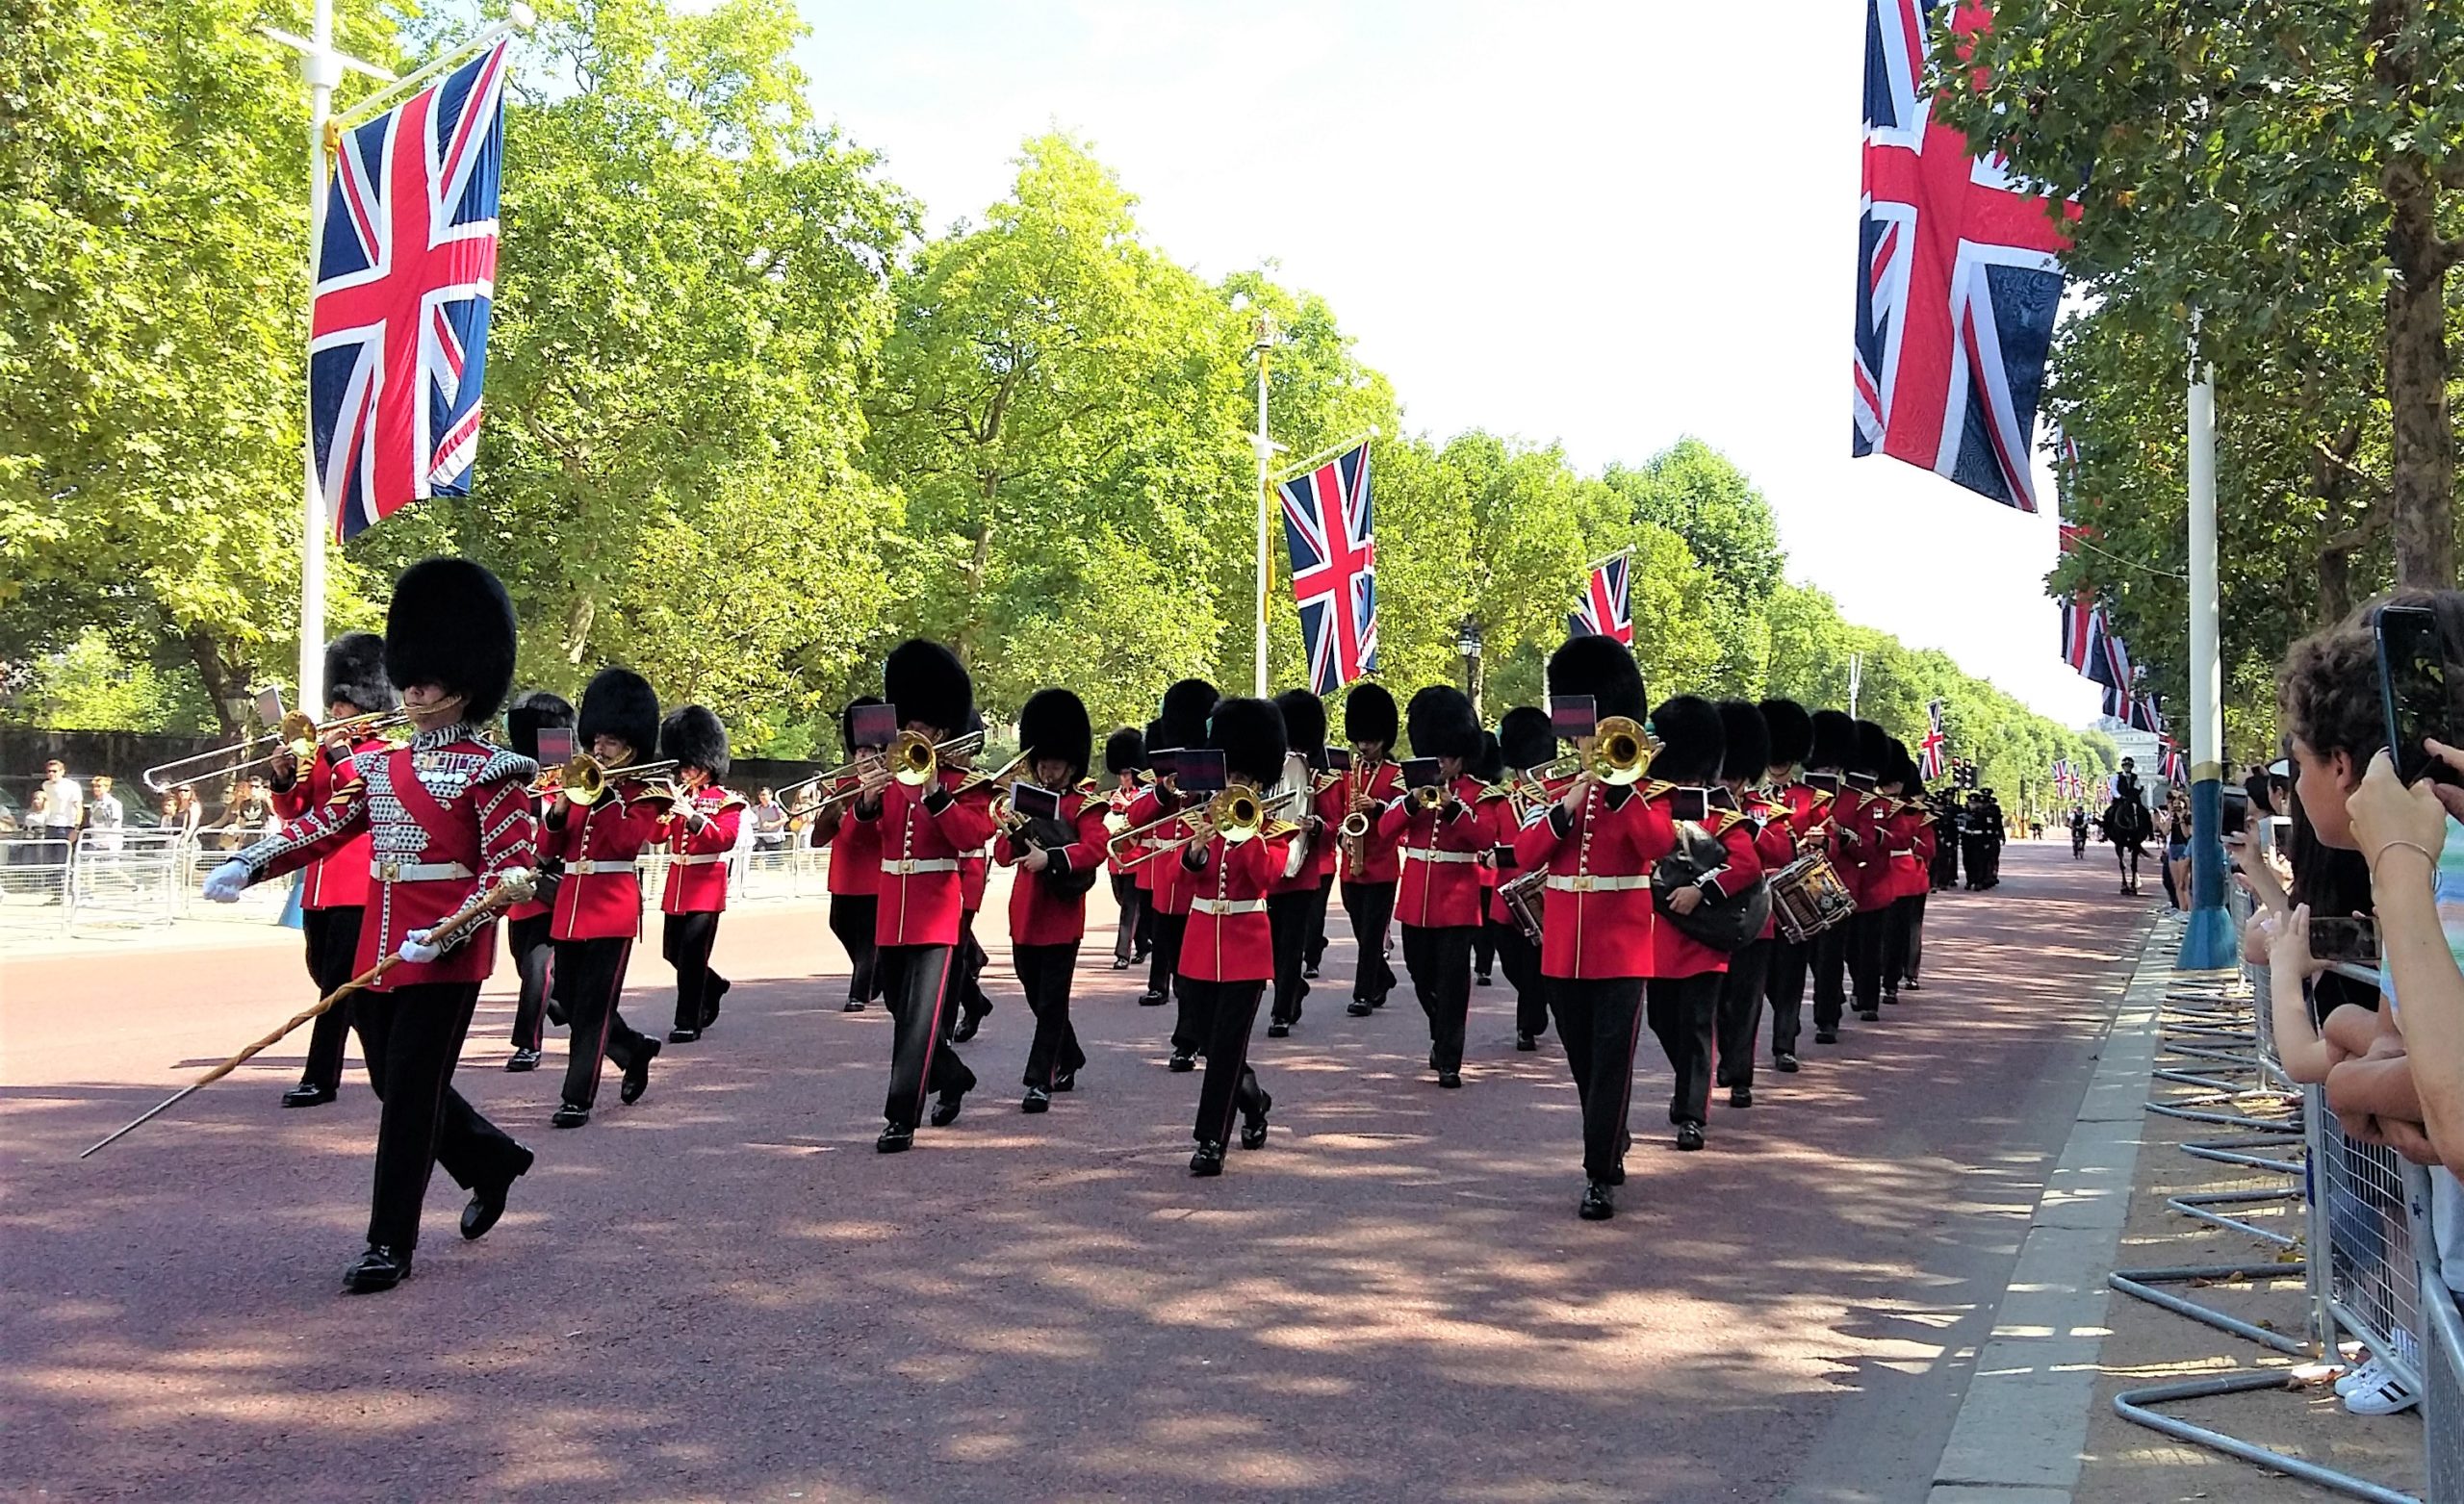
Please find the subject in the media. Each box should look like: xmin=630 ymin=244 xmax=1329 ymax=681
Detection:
xmin=507 ymin=790 xmax=552 ymax=923
xmin=1176 ymin=824 xmax=1293 ymax=982
xmin=863 ymin=772 xmax=995 ymax=948
xmin=818 ymin=804 xmax=881 ymax=898
xmin=1882 ymin=801 xmax=1935 ymax=903
xmin=994 ymin=791 xmax=1112 ymax=945
xmin=1334 ymin=760 xmax=1403 ymax=884
xmin=1121 ymin=786 xmax=1199 ymax=916
xmin=657 ymin=786 xmax=743 ymax=914
xmin=1512 ymin=782 xmax=1760 ymax=980
xmin=1268 ymin=778 xmax=1324 ymax=897
xmin=1379 ymin=774 xmax=1490 ymax=930
xmin=1744 ymin=791 xmax=1800 ymax=940
xmin=1484 ymin=775 xmax=1569 ymax=928
xmin=1102 ymin=778 xmax=1143 ymax=878
xmin=1833 ymin=787 xmax=1891 ymax=912
xmin=238 ymin=727 xmax=538 ymax=988
xmin=1306 ymin=775 xmax=1344 ymax=881
xmin=546 ymin=788 xmax=664 ymax=941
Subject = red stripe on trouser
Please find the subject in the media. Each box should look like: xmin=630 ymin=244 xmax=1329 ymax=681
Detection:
xmin=588 ymin=938 xmax=631 ymax=1080
xmin=1615 ymin=997 xmax=1642 ymax=1136
xmin=913 ymin=949 xmax=952 ymax=1121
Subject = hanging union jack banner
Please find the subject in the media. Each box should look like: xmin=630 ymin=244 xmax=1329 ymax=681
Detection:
xmin=1919 ymin=699 xmax=1948 ymax=779
xmin=1853 ymin=0 xmax=2078 ymax=512
xmin=311 ymin=40 xmax=511 ymax=542
xmin=1279 ymin=441 xmax=1377 ymax=695
xmin=1568 ymin=551 xmax=1634 ymax=646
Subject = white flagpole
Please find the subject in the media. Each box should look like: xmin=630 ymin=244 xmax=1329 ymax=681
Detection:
xmin=1252 ymin=312 xmax=1273 ymax=698
xmin=295 ymin=0 xmax=340 ymax=715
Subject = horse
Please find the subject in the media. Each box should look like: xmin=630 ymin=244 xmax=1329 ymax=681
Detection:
xmin=2103 ymin=790 xmax=2152 ymax=894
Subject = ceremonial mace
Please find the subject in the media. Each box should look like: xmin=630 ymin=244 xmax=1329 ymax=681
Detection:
xmin=79 ymin=870 xmax=536 ymax=1159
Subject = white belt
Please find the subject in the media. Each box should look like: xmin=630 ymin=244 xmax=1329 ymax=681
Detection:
xmin=568 ymin=858 xmax=637 ymax=876
xmin=1400 ymin=848 xmax=1478 ymax=865
xmin=1190 ymin=897 xmax=1267 ymax=916
xmin=961 ymin=845 xmax=991 ymax=860
xmin=883 ymin=857 xmax=959 ymax=876
xmin=371 ymin=860 xmax=474 ymax=882
xmin=670 ymin=854 xmax=731 ymax=867
xmin=1544 ymin=872 xmax=1651 ymax=893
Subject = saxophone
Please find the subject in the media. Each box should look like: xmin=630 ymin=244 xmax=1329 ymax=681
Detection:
xmin=1339 ymin=758 xmax=1373 ymax=872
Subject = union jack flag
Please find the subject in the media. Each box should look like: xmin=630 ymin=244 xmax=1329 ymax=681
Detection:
xmin=1568 ymin=551 xmax=1633 ymax=645
xmin=2158 ymin=734 xmax=2185 ymax=782
xmin=311 ymin=40 xmax=510 ymax=542
xmin=1853 ymin=0 xmax=2077 ymax=511
xmin=1279 ymin=441 xmax=1376 ymax=696
xmin=1919 ymin=699 xmax=1948 ymax=779
xmin=2051 ymin=757 xmax=2076 ymax=800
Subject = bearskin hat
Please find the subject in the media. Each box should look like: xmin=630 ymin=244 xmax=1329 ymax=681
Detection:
xmin=1206 ymin=696 xmax=1288 ymax=788
xmin=659 ymin=704 xmax=730 ymax=778
xmin=1547 ymin=634 xmax=1648 ymax=723
xmin=1853 ymin=719 xmax=1890 ymax=777
xmin=1019 ymin=688 xmax=1093 ymax=782
xmin=1273 ymin=688 xmax=1328 ymax=769
xmin=1344 ymin=680 xmax=1399 ymax=747
xmin=323 ymin=633 xmax=397 ymax=715
xmin=1891 ymin=739 xmax=1921 ymax=791
xmin=1405 ymin=685 xmax=1482 ymax=761
xmin=384 ymin=557 xmax=516 ymax=723
xmin=839 ymin=695 xmax=887 ymax=759
xmin=1808 ymin=709 xmax=1858 ymax=772
xmin=506 ymin=690 xmax=575 ymax=761
xmin=1499 ymin=706 xmax=1555 ymax=771
xmin=1758 ymin=698 xmax=1812 ymax=771
xmin=1717 ymin=700 xmax=1770 ymax=785
xmin=884 ymin=638 xmax=971 ymax=735
xmin=578 ymin=668 xmax=660 ymax=762
xmin=1159 ymin=677 xmax=1219 ymax=752
xmin=1104 ymin=726 xmax=1146 ymax=776
xmin=1645 ymin=694 xmax=1726 ymax=783
xmin=1472 ymin=730 xmax=1503 ymax=785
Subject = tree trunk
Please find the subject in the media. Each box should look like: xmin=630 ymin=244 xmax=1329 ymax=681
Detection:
xmin=2371 ymin=1 xmax=2458 ymax=586
xmin=181 ymin=629 xmax=252 ymax=737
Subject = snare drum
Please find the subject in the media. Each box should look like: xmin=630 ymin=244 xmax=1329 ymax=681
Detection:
xmin=1499 ymin=868 xmax=1547 ymax=943
xmin=1769 ymin=852 xmax=1854 ymax=943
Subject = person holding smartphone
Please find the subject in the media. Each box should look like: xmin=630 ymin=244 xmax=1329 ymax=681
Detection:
xmin=1382 ymin=687 xmax=1490 ymax=1088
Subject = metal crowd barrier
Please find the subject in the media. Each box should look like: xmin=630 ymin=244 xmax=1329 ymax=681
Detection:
xmin=66 ymin=830 xmax=185 ymax=933
xmin=0 ymin=835 xmax=75 ymax=934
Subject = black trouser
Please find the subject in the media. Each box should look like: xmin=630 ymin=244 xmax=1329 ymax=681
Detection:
xmin=1015 ymin=941 xmax=1085 ymax=1089
xmin=1112 ymin=874 xmax=1148 ymax=965
xmin=1305 ymin=875 xmax=1333 ymax=969
xmin=1492 ymin=917 xmax=1547 ymax=1038
xmin=663 ymin=909 xmax=724 ymax=1032
xmin=1181 ymin=976 xmax=1268 ymax=1147
xmin=1146 ymin=908 xmax=1187 ymax=1003
xmin=1268 ymin=888 xmax=1315 ymax=1026
xmin=1764 ymin=936 xmax=1808 ymax=1056
xmin=1932 ymin=840 xmax=1960 ymax=889
xmin=1648 ymin=971 xmax=1722 ymax=1127
xmin=827 ymin=893 xmax=880 ymax=1005
xmin=1549 ymin=976 xmax=1646 ymax=1183
xmin=1401 ymin=924 xmax=1476 ymax=1074
xmin=1848 ymin=907 xmax=1886 ymax=1015
xmin=296 ymin=905 xmax=363 ymax=1093
xmin=1340 ymin=879 xmax=1399 ymax=1005
xmin=880 ymin=943 xmax=973 ymax=1129
xmin=507 ymin=911 xmax=555 ymax=1051
xmin=1715 ymin=938 xmax=1773 ymax=1089
xmin=1811 ymin=921 xmax=1849 ymax=1033
xmin=1473 ymin=912 xmax=1496 ymax=980
xmin=2072 ymin=829 xmax=2088 ymax=858
xmin=352 ymin=981 xmax=526 ymax=1253
xmin=1890 ymin=892 xmax=1926 ymax=989
xmin=556 ymin=936 xmax=651 ymax=1109
xmin=939 ymin=909 xmax=988 ymax=1042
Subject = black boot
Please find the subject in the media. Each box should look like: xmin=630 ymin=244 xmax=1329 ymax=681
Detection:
xmin=1190 ymin=1141 xmax=1227 ymax=1177
xmin=460 ymin=1144 xmax=535 ymax=1241
xmin=1241 ymin=1090 xmax=1272 ymax=1150
xmin=1578 ymin=1183 xmax=1614 ymax=1221
xmin=342 ymin=1244 xmax=411 ymax=1294
xmin=620 ymin=1036 xmax=659 ymax=1105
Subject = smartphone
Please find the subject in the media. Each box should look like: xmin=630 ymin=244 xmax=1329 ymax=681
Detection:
xmin=1325 ymin=746 xmax=1354 ymax=773
xmin=2309 ymin=915 xmax=2381 ymax=969
xmin=536 ymin=727 xmax=575 ymax=765
xmin=1176 ymin=749 xmax=1226 ymax=795
xmin=1551 ymin=695 xmax=1598 ymax=741
xmin=1149 ymin=747 xmax=1180 ymax=781
xmin=2219 ymin=785 xmax=2248 ymax=840
xmin=254 ymin=686 xmax=287 ymax=725
xmin=2375 ymin=603 xmax=2458 ymax=785
xmin=1401 ymin=756 xmax=1442 ymax=790
xmin=1011 ymin=782 xmax=1061 ymax=821
xmin=850 ymin=702 xmax=899 ymax=751
xmin=1668 ymin=786 xmax=1709 ymax=823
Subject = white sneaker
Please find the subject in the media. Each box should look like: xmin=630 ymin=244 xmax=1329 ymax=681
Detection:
xmin=2346 ymin=1365 xmax=2419 ymax=1415
xmin=2334 ymin=1356 xmax=2384 ymax=1396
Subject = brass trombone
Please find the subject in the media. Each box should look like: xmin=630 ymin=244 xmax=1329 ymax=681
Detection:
xmin=1115 ymin=785 xmax=1303 ymax=868
xmin=541 ymin=754 xmax=680 ymax=806
xmin=886 ymin=728 xmax=986 ymax=788
xmin=1592 ymin=715 xmax=1656 ymax=786
xmin=141 ymin=706 xmax=411 ymax=792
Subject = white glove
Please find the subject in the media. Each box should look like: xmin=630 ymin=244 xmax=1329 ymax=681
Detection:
xmin=202 ymin=859 xmax=251 ymax=904
xmin=398 ymin=929 xmax=443 ymax=965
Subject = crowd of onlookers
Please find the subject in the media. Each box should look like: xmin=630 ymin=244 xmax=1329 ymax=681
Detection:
xmin=1 ymin=757 xmax=291 ymax=860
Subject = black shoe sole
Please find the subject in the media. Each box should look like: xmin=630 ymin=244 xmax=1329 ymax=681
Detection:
xmin=668 ymin=1030 xmax=700 ymax=1043
xmin=1266 ymin=1024 xmax=1290 ymax=1037
xmin=551 ymin=1108 xmax=590 ymax=1129
xmin=281 ymin=1089 xmax=337 ymax=1109
xmin=1167 ymin=1057 xmax=1196 ymax=1073
xmin=876 ymin=1132 xmax=912 ymax=1154
xmin=1020 ymin=1095 xmax=1049 ymax=1114
xmin=1774 ymin=1057 xmax=1800 ymax=1073
xmin=842 ymin=1001 xmax=866 ymax=1011
xmin=504 ymin=1053 xmax=539 ymax=1073
xmin=1813 ymin=1033 xmax=1838 ymax=1044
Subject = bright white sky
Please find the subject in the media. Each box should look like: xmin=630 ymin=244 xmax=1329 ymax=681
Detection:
xmin=787 ymin=0 xmax=2107 ymax=726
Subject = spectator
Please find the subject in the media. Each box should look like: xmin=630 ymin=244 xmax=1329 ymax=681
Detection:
xmin=171 ymin=784 xmax=202 ymax=843
xmin=36 ymin=758 xmax=82 ymax=854
xmin=2164 ymin=791 xmax=2193 ymax=910
xmin=86 ymin=775 xmax=125 ymax=856
xmin=2346 ymin=739 xmax=2464 ymax=1172
xmin=751 ymin=787 xmax=788 ymax=853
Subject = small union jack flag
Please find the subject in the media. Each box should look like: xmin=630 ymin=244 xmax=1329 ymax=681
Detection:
xmin=311 ymin=40 xmax=511 ymax=542
xmin=2158 ymin=735 xmax=2185 ymax=782
xmin=1568 ymin=551 xmax=1634 ymax=646
xmin=1853 ymin=0 xmax=2078 ymax=511
xmin=1279 ymin=441 xmax=1377 ymax=696
xmin=1919 ymin=699 xmax=1948 ymax=779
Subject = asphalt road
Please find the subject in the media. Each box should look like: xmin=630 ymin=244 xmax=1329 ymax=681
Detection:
xmin=0 ymin=842 xmax=2150 ymax=1502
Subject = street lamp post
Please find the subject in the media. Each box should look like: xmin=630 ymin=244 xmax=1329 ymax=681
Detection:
xmin=1456 ymin=617 xmax=1484 ymax=715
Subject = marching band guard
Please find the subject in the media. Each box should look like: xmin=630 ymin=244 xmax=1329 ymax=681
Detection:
xmin=1842 ymin=721 xmax=1896 ymax=1024
xmin=266 ymin=632 xmax=398 ymax=1109
xmin=1266 ymin=687 xmax=1329 ymax=1037
xmin=1493 ymin=706 xmax=1559 ymax=1052
xmin=1756 ymin=698 xmax=1817 ymax=1073
xmin=1471 ymin=730 xmax=1502 ymax=989
xmin=1176 ymin=697 xmax=1296 ymax=1176
xmin=1386 ymin=686 xmax=1488 ymax=1087
xmin=1804 ymin=709 xmax=1863 ymax=1045
xmin=1639 ymin=696 xmax=1763 ymax=1152
xmin=994 ymin=688 xmax=1111 ymax=1112
xmin=655 ymin=705 xmax=742 ymax=1044
xmin=945 ymin=708 xmax=996 ymax=1045
xmin=542 ymin=668 xmax=669 ymax=1127
xmin=203 ymin=557 xmax=537 ymax=1293
xmin=1102 ymin=727 xmax=1151 ymax=971
xmin=1712 ymin=701 xmax=1796 ymax=1108
xmin=860 ymin=639 xmax=990 ymax=1152
xmin=1338 ymin=681 xmax=1403 ymax=1017
xmin=815 ymin=697 xmax=888 ymax=1012
xmin=503 ymin=691 xmax=575 ymax=1070
xmin=1132 ymin=680 xmax=1217 ymax=1019
xmin=1879 ymin=745 xmax=1936 ymax=1003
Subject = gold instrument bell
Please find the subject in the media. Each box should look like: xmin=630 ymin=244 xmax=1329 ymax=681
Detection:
xmin=1593 ymin=715 xmax=1656 ymax=786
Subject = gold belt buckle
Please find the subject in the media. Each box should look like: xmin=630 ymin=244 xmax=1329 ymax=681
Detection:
xmin=379 ymin=860 xmax=402 ymax=881
xmin=1571 ymin=875 xmax=1595 ymax=893
xmin=574 ymin=860 xmax=594 ymax=876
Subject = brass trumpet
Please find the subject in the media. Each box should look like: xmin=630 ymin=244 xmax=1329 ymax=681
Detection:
xmin=141 ymin=705 xmax=411 ymax=792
